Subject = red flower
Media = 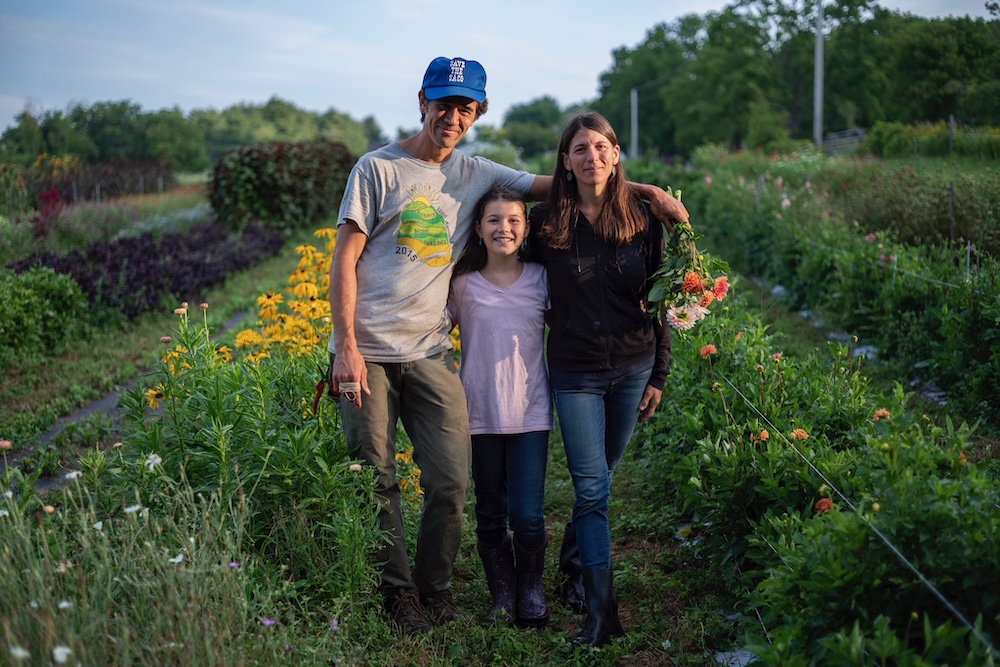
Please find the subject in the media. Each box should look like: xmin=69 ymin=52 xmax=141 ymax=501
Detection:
xmin=815 ymin=498 xmax=833 ymax=513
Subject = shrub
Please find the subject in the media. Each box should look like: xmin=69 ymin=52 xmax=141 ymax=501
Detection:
xmin=0 ymin=267 xmax=88 ymax=370
xmin=209 ymin=138 xmax=355 ymax=233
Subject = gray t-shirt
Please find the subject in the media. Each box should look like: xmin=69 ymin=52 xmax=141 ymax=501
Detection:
xmin=329 ymin=143 xmax=535 ymax=363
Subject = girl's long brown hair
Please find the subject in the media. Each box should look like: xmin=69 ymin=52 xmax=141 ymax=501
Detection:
xmin=538 ymin=112 xmax=646 ymax=250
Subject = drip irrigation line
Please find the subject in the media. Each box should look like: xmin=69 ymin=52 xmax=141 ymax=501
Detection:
xmin=717 ymin=371 xmax=998 ymax=658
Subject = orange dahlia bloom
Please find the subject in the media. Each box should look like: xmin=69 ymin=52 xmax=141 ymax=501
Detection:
xmin=682 ymin=272 xmax=705 ymax=294
xmin=815 ymin=498 xmax=833 ymax=513
xmin=791 ymin=428 xmax=809 ymax=440
xmin=700 ymin=344 xmax=717 ymax=359
xmin=711 ymin=275 xmax=730 ymax=300
xmin=698 ymin=291 xmax=715 ymax=308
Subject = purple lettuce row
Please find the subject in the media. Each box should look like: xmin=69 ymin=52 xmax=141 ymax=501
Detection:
xmin=8 ymin=220 xmax=285 ymax=319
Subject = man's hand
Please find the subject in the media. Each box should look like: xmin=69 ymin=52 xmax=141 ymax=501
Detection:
xmin=332 ymin=347 xmax=370 ymax=408
xmin=329 ymin=221 xmax=371 ymax=408
xmin=645 ymin=187 xmax=689 ymax=235
xmin=638 ymin=384 xmax=663 ymax=423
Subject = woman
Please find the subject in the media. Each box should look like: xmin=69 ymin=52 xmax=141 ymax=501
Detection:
xmin=527 ymin=112 xmax=671 ymax=647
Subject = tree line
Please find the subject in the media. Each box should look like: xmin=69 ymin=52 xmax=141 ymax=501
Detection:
xmin=0 ymin=97 xmax=380 ymax=173
xmin=1 ymin=0 xmax=997 ymax=172
xmin=487 ymin=0 xmax=999 ymax=159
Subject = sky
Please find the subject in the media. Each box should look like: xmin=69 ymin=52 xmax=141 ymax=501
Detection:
xmin=0 ymin=0 xmax=993 ymax=140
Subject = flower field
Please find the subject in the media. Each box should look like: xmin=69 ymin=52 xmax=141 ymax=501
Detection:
xmin=2 ymin=149 xmax=999 ymax=664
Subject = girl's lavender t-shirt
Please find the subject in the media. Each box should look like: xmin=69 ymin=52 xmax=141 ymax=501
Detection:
xmin=448 ymin=262 xmax=552 ymax=436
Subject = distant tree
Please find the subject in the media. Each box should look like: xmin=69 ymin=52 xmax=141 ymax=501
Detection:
xmin=40 ymin=111 xmax=98 ymax=162
xmin=190 ymin=108 xmax=253 ymax=164
xmin=317 ymin=107 xmax=369 ymax=156
xmin=143 ymin=107 xmax=209 ymax=171
xmin=69 ymin=100 xmax=145 ymax=162
xmin=594 ymin=18 xmax=697 ymax=157
xmin=494 ymin=96 xmax=560 ymax=159
xmin=667 ymin=7 xmax=773 ymax=153
xmin=889 ymin=17 xmax=999 ymax=122
xmin=823 ymin=2 xmax=900 ymax=132
xmin=504 ymin=96 xmax=563 ymax=128
xmin=360 ymin=115 xmax=387 ymax=148
xmin=501 ymin=122 xmax=558 ymax=159
xmin=0 ymin=109 xmax=46 ymax=166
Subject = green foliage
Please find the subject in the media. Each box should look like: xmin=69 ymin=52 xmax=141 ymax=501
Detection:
xmin=209 ymin=137 xmax=356 ymax=232
xmin=0 ymin=267 xmax=88 ymax=371
xmin=143 ymin=106 xmax=210 ymax=171
xmin=1 ymin=96 xmax=373 ymax=177
xmin=467 ymin=139 xmax=527 ymax=169
xmin=0 ymin=467 xmax=362 ymax=664
xmin=0 ymin=161 xmax=30 ymax=219
xmin=747 ymin=416 xmax=998 ymax=661
xmin=746 ymin=100 xmax=798 ymax=154
xmin=865 ymin=120 xmax=1000 ymax=160
xmin=112 ymin=308 xmax=384 ymax=604
xmin=632 ymin=288 xmax=998 ymax=663
xmin=679 ymin=149 xmax=1000 ymax=424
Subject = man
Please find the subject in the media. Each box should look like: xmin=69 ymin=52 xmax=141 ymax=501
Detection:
xmin=328 ymin=56 xmax=687 ymax=636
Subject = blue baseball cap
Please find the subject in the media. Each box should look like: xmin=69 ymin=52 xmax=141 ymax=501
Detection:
xmin=421 ymin=57 xmax=487 ymax=103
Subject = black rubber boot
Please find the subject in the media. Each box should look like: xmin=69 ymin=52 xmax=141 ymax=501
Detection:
xmin=557 ymin=523 xmax=587 ymax=613
xmin=477 ymin=534 xmax=517 ymax=625
xmin=572 ymin=569 xmax=624 ymax=647
xmin=513 ymin=535 xmax=550 ymax=628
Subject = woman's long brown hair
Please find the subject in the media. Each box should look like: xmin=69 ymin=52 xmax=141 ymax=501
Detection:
xmin=538 ymin=112 xmax=646 ymax=250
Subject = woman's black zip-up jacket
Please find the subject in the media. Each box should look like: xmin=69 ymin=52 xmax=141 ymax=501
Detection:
xmin=527 ymin=199 xmax=671 ymax=390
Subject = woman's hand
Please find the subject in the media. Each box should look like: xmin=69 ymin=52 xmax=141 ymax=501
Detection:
xmin=638 ymin=384 xmax=663 ymax=423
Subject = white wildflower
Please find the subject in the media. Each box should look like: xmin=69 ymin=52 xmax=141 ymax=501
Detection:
xmin=144 ymin=453 xmax=162 ymax=471
xmin=9 ymin=645 xmax=30 ymax=660
xmin=58 ymin=600 xmax=74 ymax=610
xmin=64 ymin=471 xmax=82 ymax=480
xmin=52 ymin=646 xmax=72 ymax=663
xmin=124 ymin=504 xmax=144 ymax=514
xmin=168 ymin=553 xmax=185 ymax=564
xmin=93 ymin=521 xmax=103 ymax=531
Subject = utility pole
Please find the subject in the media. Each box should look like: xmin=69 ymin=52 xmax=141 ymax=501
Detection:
xmin=814 ymin=2 xmax=825 ymax=147
xmin=630 ymin=87 xmax=639 ymax=158
xmin=628 ymin=66 xmax=686 ymax=160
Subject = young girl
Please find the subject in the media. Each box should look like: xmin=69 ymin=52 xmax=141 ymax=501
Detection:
xmin=447 ymin=186 xmax=552 ymax=628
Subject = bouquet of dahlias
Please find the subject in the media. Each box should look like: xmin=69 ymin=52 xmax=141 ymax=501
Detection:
xmin=648 ymin=190 xmax=730 ymax=330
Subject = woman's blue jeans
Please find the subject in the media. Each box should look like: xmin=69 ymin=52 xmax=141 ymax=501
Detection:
xmin=554 ymin=368 xmax=652 ymax=570
xmin=471 ymin=431 xmax=549 ymax=551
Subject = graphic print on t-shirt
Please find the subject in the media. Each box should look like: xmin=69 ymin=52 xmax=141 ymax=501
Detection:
xmin=398 ymin=190 xmax=451 ymax=267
